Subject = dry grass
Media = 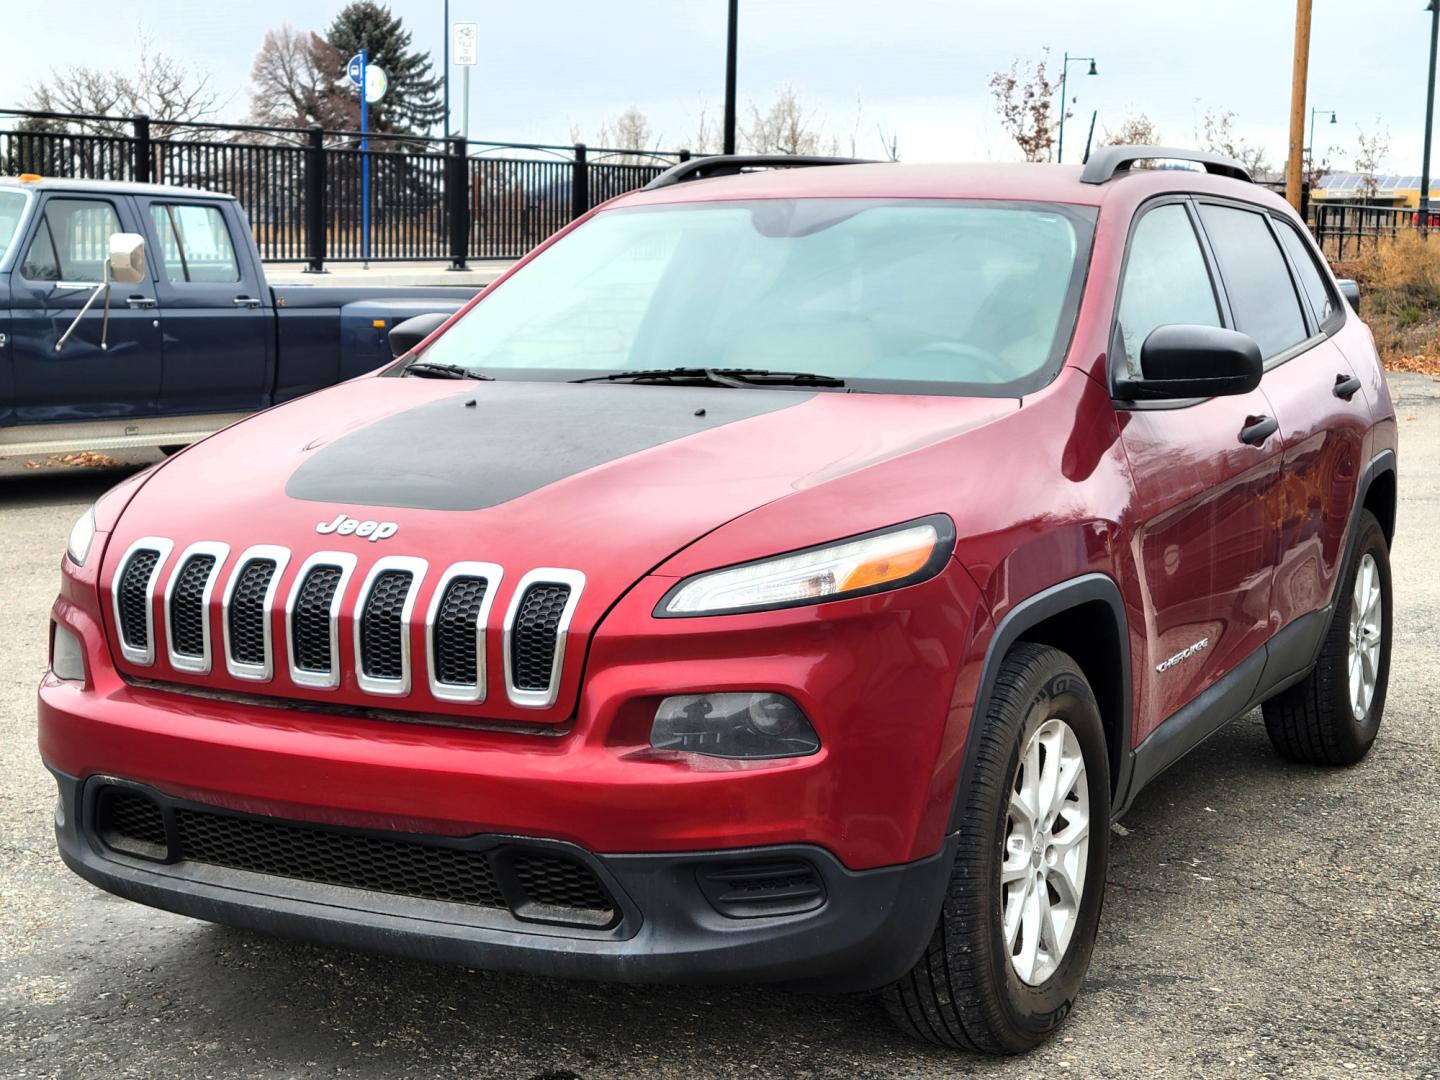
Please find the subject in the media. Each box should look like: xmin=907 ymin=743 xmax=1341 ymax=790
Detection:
xmin=1334 ymin=231 xmax=1440 ymax=376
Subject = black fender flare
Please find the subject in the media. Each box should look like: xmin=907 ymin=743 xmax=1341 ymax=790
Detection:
xmin=945 ymin=572 xmax=1132 ymax=833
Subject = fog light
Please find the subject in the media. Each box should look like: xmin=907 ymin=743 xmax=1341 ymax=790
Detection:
xmin=650 ymin=693 xmax=819 ymax=759
xmin=51 ymin=622 xmax=86 ymax=682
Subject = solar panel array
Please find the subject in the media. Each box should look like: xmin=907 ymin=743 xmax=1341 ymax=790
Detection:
xmin=1316 ymin=171 xmax=1430 ymax=192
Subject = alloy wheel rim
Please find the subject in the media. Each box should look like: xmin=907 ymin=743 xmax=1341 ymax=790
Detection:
xmin=1348 ymin=552 xmax=1383 ymax=723
xmin=1001 ymin=717 xmax=1090 ymax=986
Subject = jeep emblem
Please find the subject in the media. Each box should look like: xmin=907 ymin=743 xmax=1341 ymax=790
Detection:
xmin=316 ymin=513 xmax=398 ymax=542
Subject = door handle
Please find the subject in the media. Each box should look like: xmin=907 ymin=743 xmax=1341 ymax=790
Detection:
xmin=125 ymin=296 xmax=158 ymax=309
xmin=1333 ymin=373 xmax=1362 ymax=400
xmin=232 ymin=296 xmax=262 ymax=308
xmin=1239 ymin=415 xmax=1278 ymax=446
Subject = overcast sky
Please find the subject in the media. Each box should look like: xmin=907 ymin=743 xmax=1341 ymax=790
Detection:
xmin=0 ymin=1 xmax=1432 ymax=174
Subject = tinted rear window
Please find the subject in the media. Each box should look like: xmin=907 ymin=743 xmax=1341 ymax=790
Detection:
xmin=1198 ymin=204 xmax=1308 ymax=358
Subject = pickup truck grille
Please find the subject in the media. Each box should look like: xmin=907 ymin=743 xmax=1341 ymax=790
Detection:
xmin=112 ymin=543 xmax=583 ymax=713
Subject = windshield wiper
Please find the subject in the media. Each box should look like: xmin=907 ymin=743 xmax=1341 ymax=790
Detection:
xmin=572 ymin=366 xmax=845 ymax=388
xmin=402 ymin=361 xmax=494 ymax=380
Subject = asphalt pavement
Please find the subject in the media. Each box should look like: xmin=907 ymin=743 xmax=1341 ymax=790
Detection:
xmin=2 ymin=379 xmax=1438 ymax=1079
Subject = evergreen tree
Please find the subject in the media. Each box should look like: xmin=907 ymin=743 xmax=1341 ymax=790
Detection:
xmin=326 ymin=2 xmax=444 ymax=136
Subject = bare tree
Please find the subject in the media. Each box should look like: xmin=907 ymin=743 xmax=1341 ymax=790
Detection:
xmin=571 ymin=106 xmax=666 ymax=165
xmin=988 ymin=49 xmax=1066 ymax=162
xmin=23 ymin=31 xmax=224 ymax=138
xmin=689 ymin=103 xmax=722 ymax=155
xmin=248 ymin=25 xmax=352 ymax=132
xmin=743 ymin=87 xmax=839 ymax=156
xmin=876 ymin=122 xmax=900 ymax=162
xmin=1101 ymin=111 xmax=1162 ymax=148
xmin=1195 ymin=107 xmax=1269 ymax=176
xmin=1353 ymin=121 xmax=1392 ymax=200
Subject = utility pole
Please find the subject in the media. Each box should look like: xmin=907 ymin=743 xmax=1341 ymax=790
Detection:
xmin=1285 ymin=0 xmax=1313 ymax=211
xmin=443 ymin=0 xmax=451 ymax=136
xmin=723 ymin=0 xmax=738 ymax=155
xmin=1421 ymin=0 xmax=1439 ymax=236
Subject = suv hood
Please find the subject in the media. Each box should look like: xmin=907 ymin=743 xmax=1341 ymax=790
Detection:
xmin=104 ymin=377 xmax=1013 ymax=721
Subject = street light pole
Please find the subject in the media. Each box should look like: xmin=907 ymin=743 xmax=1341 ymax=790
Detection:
xmin=443 ymin=0 xmax=450 ymax=136
xmin=1307 ymin=107 xmax=1335 ymax=171
xmin=1421 ymin=0 xmax=1439 ymax=236
xmin=723 ymin=0 xmax=738 ymax=155
xmin=1055 ymin=53 xmax=1097 ymax=165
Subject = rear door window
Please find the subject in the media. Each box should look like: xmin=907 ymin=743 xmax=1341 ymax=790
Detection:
xmin=20 ymin=198 xmax=123 ymax=281
xmin=1116 ymin=203 xmax=1221 ymax=376
xmin=149 ymin=203 xmax=241 ymax=283
xmin=1198 ymin=203 xmax=1310 ymax=359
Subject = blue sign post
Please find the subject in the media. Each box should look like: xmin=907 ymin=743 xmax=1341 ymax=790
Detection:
xmin=347 ymin=50 xmax=371 ymax=265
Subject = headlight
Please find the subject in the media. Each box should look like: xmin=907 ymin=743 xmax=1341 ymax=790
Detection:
xmin=657 ymin=515 xmax=954 ymax=616
xmin=66 ymin=505 xmax=98 ymax=567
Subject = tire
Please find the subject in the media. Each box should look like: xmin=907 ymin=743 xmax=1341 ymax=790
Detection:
xmin=1262 ymin=509 xmax=1392 ymax=765
xmin=883 ymin=643 xmax=1110 ymax=1054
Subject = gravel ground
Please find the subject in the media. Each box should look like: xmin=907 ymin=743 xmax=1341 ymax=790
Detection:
xmin=2 ymin=381 xmax=1438 ymax=1079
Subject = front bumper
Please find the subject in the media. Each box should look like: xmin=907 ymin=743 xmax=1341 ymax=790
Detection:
xmin=51 ymin=770 xmax=953 ymax=991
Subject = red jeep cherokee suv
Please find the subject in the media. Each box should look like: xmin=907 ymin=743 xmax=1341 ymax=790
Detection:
xmin=40 ymin=147 xmax=1397 ymax=1054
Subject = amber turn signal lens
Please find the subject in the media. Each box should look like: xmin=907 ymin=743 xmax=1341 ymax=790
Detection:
xmin=837 ymin=543 xmax=932 ymax=592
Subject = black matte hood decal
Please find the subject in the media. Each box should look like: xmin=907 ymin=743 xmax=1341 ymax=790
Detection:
xmin=284 ymin=381 xmax=813 ymax=511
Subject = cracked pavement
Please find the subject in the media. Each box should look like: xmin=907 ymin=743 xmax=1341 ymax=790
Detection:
xmin=2 ymin=376 xmax=1438 ymax=1078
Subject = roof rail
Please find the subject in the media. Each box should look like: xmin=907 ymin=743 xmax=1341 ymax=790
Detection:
xmin=643 ymin=154 xmax=875 ymax=191
xmin=1080 ymin=145 xmax=1251 ymax=185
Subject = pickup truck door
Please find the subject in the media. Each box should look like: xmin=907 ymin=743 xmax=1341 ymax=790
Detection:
xmin=137 ymin=196 xmax=272 ymax=416
xmin=7 ymin=193 xmax=163 ymax=424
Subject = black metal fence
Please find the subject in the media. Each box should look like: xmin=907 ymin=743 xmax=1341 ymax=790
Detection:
xmin=1 ymin=109 xmax=686 ymax=270
xmin=1310 ymin=201 xmax=1434 ymax=260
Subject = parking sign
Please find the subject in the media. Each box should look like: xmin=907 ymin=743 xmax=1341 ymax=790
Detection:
xmin=347 ymin=53 xmax=365 ymax=87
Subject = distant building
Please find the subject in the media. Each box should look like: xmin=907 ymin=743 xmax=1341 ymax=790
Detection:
xmin=1312 ymin=172 xmax=1437 ymax=209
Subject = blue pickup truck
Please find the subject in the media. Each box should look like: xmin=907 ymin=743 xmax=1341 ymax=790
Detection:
xmin=0 ymin=176 xmax=478 ymax=458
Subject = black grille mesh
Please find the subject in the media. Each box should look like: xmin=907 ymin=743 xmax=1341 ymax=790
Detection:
xmin=510 ymin=583 xmax=570 ymax=692
xmin=117 ymin=549 xmax=160 ymax=651
xmin=169 ymin=554 xmax=216 ymax=658
xmin=95 ymin=789 xmax=617 ymax=923
xmin=292 ymin=565 xmax=343 ymax=673
xmin=360 ymin=570 xmax=413 ymax=679
xmin=433 ymin=576 xmax=488 ymax=686
xmin=228 ymin=558 xmax=277 ymax=666
xmin=102 ymin=791 xmax=167 ymax=848
xmin=510 ymin=851 xmax=615 ymax=916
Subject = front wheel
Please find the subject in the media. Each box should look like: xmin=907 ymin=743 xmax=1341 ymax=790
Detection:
xmin=883 ymin=643 xmax=1110 ymax=1053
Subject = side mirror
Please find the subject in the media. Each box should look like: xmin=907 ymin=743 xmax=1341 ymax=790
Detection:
xmin=388 ymin=312 xmax=450 ymax=359
xmin=1117 ymin=324 xmax=1263 ymax=401
xmin=108 ymin=233 xmax=146 ymax=284
xmin=1336 ymin=278 xmax=1361 ymax=309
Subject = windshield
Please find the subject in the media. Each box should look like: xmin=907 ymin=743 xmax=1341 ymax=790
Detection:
xmin=0 ymin=190 xmax=30 ymax=266
xmin=420 ymin=198 xmax=1095 ymax=395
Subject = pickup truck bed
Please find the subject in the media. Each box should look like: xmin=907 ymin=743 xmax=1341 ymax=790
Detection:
xmin=0 ymin=177 xmax=481 ymax=458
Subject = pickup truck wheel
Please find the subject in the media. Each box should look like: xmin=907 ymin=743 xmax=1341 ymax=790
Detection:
xmin=883 ymin=643 xmax=1110 ymax=1054
xmin=1262 ymin=509 xmax=1392 ymax=765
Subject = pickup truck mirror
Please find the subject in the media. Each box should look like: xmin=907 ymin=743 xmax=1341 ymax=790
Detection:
xmin=1336 ymin=278 xmax=1361 ymax=308
xmin=1115 ymin=324 xmax=1263 ymax=401
xmin=389 ymin=312 xmax=451 ymax=359
xmin=108 ymin=233 xmax=147 ymax=284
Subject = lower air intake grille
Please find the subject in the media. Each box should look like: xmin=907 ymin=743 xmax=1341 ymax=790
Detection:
xmin=510 ymin=583 xmax=571 ymax=692
xmin=433 ymin=576 xmax=488 ymax=686
xmin=359 ymin=570 xmax=413 ymax=679
xmin=169 ymin=554 xmax=216 ymax=657
xmin=228 ymin=558 xmax=277 ymax=666
xmin=93 ymin=787 xmax=619 ymax=927
xmin=117 ymin=549 xmax=161 ymax=650
xmin=292 ymin=565 xmax=343 ymax=673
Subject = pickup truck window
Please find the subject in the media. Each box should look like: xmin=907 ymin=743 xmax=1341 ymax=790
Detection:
xmin=0 ymin=191 xmax=27 ymax=265
xmin=149 ymin=203 xmax=241 ymax=283
xmin=21 ymin=198 xmax=122 ymax=282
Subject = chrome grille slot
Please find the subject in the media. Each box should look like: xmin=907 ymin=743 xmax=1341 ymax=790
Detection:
xmin=163 ymin=541 xmax=229 ymax=674
xmin=284 ymin=552 xmax=356 ymax=690
xmin=503 ymin=568 xmax=585 ymax=709
xmin=221 ymin=545 xmax=290 ymax=682
xmin=111 ymin=537 xmax=174 ymax=666
xmin=354 ymin=556 xmax=426 ymax=696
xmin=426 ymin=562 xmax=503 ymax=703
